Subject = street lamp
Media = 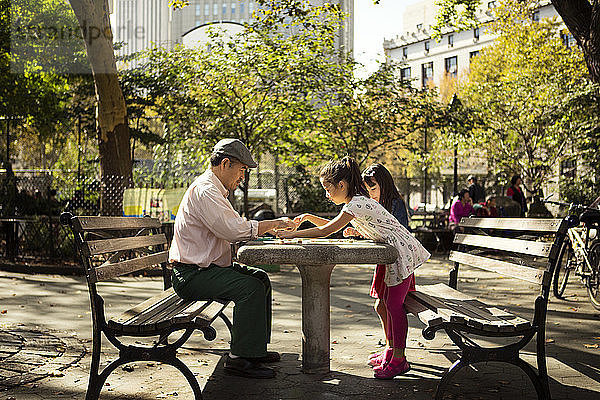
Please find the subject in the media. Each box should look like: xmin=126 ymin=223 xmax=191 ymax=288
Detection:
xmin=449 ymin=94 xmax=462 ymax=196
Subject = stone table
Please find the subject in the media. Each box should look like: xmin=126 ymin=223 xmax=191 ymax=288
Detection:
xmin=236 ymin=238 xmax=398 ymax=373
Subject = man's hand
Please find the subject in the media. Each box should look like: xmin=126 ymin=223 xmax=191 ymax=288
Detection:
xmin=276 ymin=229 xmax=296 ymax=239
xmin=274 ymin=217 xmax=296 ymax=231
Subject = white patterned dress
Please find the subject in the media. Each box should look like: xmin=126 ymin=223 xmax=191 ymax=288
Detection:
xmin=342 ymin=196 xmax=431 ymax=287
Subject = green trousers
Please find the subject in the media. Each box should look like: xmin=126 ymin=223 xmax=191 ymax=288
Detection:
xmin=171 ymin=263 xmax=272 ymax=358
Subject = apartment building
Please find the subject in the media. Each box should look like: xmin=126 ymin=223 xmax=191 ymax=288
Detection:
xmin=383 ymin=0 xmax=565 ymax=89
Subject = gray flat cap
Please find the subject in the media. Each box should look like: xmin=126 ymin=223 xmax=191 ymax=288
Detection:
xmin=212 ymin=138 xmax=257 ymax=168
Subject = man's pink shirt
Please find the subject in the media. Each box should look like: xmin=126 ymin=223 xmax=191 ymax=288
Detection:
xmin=168 ymin=169 xmax=259 ymax=268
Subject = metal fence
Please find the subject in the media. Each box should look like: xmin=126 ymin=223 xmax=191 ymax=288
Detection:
xmin=0 ymin=165 xmax=469 ymax=266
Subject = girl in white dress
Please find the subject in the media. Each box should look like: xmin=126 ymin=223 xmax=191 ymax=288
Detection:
xmin=278 ymin=157 xmax=430 ymax=379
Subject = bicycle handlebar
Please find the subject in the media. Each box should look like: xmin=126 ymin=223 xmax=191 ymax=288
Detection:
xmin=543 ymin=200 xmax=599 ymax=213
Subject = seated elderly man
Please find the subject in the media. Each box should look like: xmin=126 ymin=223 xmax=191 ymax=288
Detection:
xmin=169 ymin=139 xmax=295 ymax=379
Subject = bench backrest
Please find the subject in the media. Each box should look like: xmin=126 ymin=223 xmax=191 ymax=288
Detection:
xmin=63 ymin=214 xmax=170 ymax=286
xmin=450 ymin=217 xmax=567 ymax=296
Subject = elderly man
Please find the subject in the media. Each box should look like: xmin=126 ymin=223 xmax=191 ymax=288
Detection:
xmin=169 ymin=139 xmax=295 ymax=379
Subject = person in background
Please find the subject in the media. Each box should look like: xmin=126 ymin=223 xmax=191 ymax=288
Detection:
xmin=507 ymin=175 xmax=527 ymax=217
xmin=467 ymin=175 xmax=486 ymax=204
xmin=356 ymin=163 xmax=411 ymax=371
xmin=278 ymin=156 xmax=430 ymax=379
xmin=449 ymin=189 xmax=474 ymax=229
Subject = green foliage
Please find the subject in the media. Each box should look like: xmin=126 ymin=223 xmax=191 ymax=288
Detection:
xmin=286 ymin=165 xmax=337 ymax=213
xmin=432 ymin=0 xmax=480 ymax=37
xmin=459 ymin=0 xmax=589 ymax=194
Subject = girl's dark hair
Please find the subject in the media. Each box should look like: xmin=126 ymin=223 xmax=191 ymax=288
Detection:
xmin=511 ymin=175 xmax=521 ymax=185
xmin=458 ymin=188 xmax=469 ymax=200
xmin=362 ymin=163 xmax=403 ymax=213
xmin=320 ymin=156 xmax=369 ymax=199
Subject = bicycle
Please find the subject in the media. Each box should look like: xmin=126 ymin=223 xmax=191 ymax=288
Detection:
xmin=545 ymin=200 xmax=600 ymax=310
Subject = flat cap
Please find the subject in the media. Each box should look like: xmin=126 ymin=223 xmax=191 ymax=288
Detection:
xmin=212 ymin=138 xmax=257 ymax=168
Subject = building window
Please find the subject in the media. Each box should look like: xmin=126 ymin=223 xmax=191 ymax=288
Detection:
xmin=195 ymin=4 xmax=201 ymax=16
xmin=561 ymin=30 xmax=576 ymax=48
xmin=424 ymin=41 xmax=430 ymax=52
xmin=223 ymin=3 xmax=227 ymax=15
xmin=250 ymin=1 xmax=255 ymax=13
xmin=561 ymin=158 xmax=576 ymax=179
xmin=214 ymin=3 xmax=218 ymax=15
xmin=402 ymin=47 xmax=408 ymax=58
xmin=445 ymin=56 xmax=458 ymax=77
xmin=532 ymin=10 xmax=540 ymax=22
xmin=488 ymin=1 xmax=496 ymax=8
xmin=469 ymin=50 xmax=480 ymax=61
xmin=448 ymin=34 xmax=454 ymax=48
xmin=401 ymin=67 xmax=411 ymax=81
xmin=474 ymin=27 xmax=480 ymax=39
xmin=240 ymin=3 xmax=244 ymax=15
xmin=205 ymin=4 xmax=210 ymax=16
xmin=417 ymin=23 xmax=423 ymax=30
xmin=422 ymin=62 xmax=433 ymax=88
xmin=232 ymin=3 xmax=236 ymax=15
xmin=195 ymin=19 xmax=201 ymax=27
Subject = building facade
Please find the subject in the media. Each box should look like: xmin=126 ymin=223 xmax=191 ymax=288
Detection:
xmin=110 ymin=0 xmax=353 ymax=59
xmin=383 ymin=0 xmax=561 ymax=90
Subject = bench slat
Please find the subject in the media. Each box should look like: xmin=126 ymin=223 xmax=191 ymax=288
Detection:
xmin=404 ymin=296 xmax=444 ymax=327
xmin=459 ymin=217 xmax=563 ymax=232
xmin=73 ymin=216 xmax=162 ymax=232
xmin=449 ymin=250 xmax=549 ymax=285
xmin=92 ymin=251 xmax=168 ymax=282
xmin=453 ymin=233 xmax=553 ymax=257
xmin=417 ymin=284 xmax=529 ymax=332
xmin=85 ymin=234 xmax=167 ymax=256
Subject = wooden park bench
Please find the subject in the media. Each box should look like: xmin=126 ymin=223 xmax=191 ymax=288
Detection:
xmin=61 ymin=213 xmax=232 ymax=400
xmin=405 ymin=217 xmax=567 ymax=400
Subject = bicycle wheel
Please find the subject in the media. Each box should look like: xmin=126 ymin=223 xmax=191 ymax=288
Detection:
xmin=586 ymin=240 xmax=600 ymax=310
xmin=553 ymin=240 xmax=574 ymax=299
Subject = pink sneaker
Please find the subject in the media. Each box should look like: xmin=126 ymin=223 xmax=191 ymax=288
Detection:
xmin=374 ymin=357 xmax=410 ymax=379
xmin=367 ymin=352 xmax=384 ymax=367
xmin=369 ymin=348 xmax=393 ymax=368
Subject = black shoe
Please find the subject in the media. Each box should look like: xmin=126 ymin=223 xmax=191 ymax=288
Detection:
xmin=247 ymin=351 xmax=281 ymax=363
xmin=224 ymin=355 xmax=276 ymax=379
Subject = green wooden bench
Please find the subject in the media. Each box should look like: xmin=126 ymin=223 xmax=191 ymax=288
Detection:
xmin=61 ymin=213 xmax=232 ymax=400
xmin=405 ymin=217 xmax=567 ymax=400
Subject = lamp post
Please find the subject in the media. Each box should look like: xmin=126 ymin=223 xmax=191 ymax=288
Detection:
xmin=449 ymin=94 xmax=462 ymax=196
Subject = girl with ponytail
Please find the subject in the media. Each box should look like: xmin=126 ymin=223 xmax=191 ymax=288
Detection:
xmin=278 ymin=156 xmax=430 ymax=379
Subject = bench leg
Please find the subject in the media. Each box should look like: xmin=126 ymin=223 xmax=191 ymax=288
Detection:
xmin=435 ymin=359 xmax=468 ymax=400
xmin=512 ymin=358 xmax=551 ymax=400
xmin=85 ymin=329 xmax=103 ymax=400
xmin=164 ymin=356 xmax=203 ymax=400
xmin=219 ymin=312 xmax=233 ymax=337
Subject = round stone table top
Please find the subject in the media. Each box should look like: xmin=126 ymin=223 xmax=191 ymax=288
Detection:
xmin=236 ymin=238 xmax=398 ymax=266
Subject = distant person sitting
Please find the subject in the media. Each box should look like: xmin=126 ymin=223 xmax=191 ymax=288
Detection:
xmin=506 ymin=175 xmax=527 ymax=217
xmin=475 ymin=197 xmax=499 ymax=217
xmin=467 ymin=175 xmax=486 ymax=204
xmin=449 ymin=189 xmax=474 ymax=230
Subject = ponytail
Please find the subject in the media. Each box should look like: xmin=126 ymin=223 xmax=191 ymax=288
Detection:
xmin=320 ymin=156 xmax=369 ymax=198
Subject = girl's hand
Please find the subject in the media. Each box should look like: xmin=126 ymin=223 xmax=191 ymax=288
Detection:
xmin=293 ymin=213 xmax=311 ymax=226
xmin=343 ymin=227 xmax=361 ymax=238
xmin=276 ymin=230 xmax=296 ymax=239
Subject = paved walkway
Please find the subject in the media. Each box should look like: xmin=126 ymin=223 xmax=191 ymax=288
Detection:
xmin=1 ymin=257 xmax=600 ymax=399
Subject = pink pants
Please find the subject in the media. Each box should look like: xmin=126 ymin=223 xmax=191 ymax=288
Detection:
xmin=383 ymin=274 xmax=415 ymax=349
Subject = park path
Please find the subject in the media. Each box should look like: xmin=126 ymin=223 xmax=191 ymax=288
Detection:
xmin=1 ymin=257 xmax=600 ymax=399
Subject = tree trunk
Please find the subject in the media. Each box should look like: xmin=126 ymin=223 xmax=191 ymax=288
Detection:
xmin=552 ymin=0 xmax=600 ymax=83
xmin=68 ymin=0 xmax=132 ymax=216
